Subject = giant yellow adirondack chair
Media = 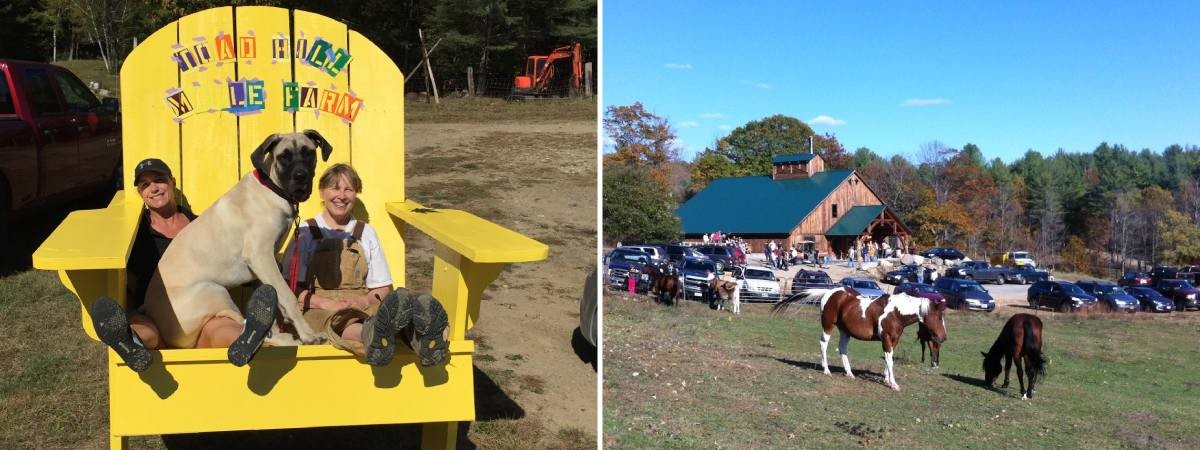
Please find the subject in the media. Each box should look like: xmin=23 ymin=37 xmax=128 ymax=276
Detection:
xmin=31 ymin=7 xmax=547 ymax=449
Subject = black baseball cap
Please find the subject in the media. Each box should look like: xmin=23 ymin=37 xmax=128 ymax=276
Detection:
xmin=134 ymin=158 xmax=172 ymax=180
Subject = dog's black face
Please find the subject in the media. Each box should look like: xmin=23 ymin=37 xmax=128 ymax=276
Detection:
xmin=251 ymin=130 xmax=332 ymax=203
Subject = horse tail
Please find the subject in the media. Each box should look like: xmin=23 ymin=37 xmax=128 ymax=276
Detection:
xmin=1022 ymin=318 xmax=1047 ymax=380
xmin=771 ymin=288 xmax=839 ymax=316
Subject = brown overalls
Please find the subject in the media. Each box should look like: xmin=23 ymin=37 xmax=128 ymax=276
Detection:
xmin=295 ymin=219 xmax=380 ymax=357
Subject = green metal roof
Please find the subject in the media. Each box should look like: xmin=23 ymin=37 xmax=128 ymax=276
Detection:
xmin=677 ymin=169 xmax=854 ymax=234
xmin=825 ymin=205 xmax=888 ymax=236
xmin=772 ymin=153 xmax=815 ymax=164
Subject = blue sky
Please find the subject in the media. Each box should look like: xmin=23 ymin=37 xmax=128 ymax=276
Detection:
xmin=602 ymin=1 xmax=1200 ymax=163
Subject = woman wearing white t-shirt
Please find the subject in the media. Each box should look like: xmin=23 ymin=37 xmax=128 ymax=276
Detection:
xmin=283 ymin=164 xmax=449 ymax=367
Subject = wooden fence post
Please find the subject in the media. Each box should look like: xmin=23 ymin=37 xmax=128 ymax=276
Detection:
xmin=584 ymin=62 xmax=593 ymax=98
xmin=467 ymin=67 xmax=474 ymax=97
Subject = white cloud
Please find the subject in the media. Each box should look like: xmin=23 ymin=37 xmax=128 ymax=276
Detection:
xmin=902 ymin=98 xmax=951 ymax=107
xmin=678 ymin=121 xmax=700 ymax=128
xmin=754 ymin=83 xmax=772 ymax=89
xmin=664 ymin=63 xmax=693 ymax=70
xmin=718 ymin=125 xmax=733 ymax=131
xmin=700 ymin=113 xmax=726 ymax=119
xmin=809 ymin=115 xmax=847 ymax=126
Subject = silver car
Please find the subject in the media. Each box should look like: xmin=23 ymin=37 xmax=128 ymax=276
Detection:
xmin=840 ymin=277 xmax=886 ymax=300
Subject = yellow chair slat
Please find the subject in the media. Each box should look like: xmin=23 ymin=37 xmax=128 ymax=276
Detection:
xmin=348 ymin=29 xmax=406 ymax=287
xmin=119 ymin=21 xmax=179 ymax=202
xmin=178 ymin=7 xmax=240 ymax=213
xmin=234 ymin=6 xmax=296 ymax=173
xmin=292 ymin=10 xmax=352 ymax=222
xmin=386 ymin=200 xmax=550 ymax=263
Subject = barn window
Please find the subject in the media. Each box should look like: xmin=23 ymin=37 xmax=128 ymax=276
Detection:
xmin=832 ymin=204 xmax=839 ymax=218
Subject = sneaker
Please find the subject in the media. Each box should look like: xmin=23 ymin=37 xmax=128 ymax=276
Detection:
xmin=401 ymin=293 xmax=450 ymax=367
xmin=228 ymin=284 xmax=279 ymax=367
xmin=92 ymin=296 xmax=152 ymax=372
xmin=360 ymin=290 xmax=408 ymax=366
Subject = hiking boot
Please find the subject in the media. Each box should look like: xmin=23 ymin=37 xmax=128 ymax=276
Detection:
xmin=361 ymin=290 xmax=407 ymax=366
xmin=400 ymin=293 xmax=450 ymax=367
xmin=228 ymin=284 xmax=279 ymax=367
xmin=383 ymin=288 xmax=416 ymax=332
xmin=92 ymin=296 xmax=152 ymax=372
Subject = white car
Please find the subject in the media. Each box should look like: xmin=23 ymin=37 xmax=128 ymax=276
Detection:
xmin=736 ymin=265 xmax=781 ymax=302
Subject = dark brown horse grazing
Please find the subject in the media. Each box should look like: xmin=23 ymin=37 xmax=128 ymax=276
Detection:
xmin=983 ymin=313 xmax=1046 ymax=400
xmin=917 ymin=323 xmax=941 ymax=368
xmin=773 ymin=287 xmax=947 ymax=390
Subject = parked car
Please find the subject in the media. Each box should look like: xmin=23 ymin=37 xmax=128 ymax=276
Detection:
xmin=1149 ymin=266 xmax=1180 ymax=285
xmin=604 ymin=248 xmax=652 ymax=288
xmin=694 ymin=245 xmax=737 ymax=270
xmin=1118 ymin=271 xmax=1152 ymax=287
xmin=663 ymin=244 xmax=705 ymax=263
xmin=1009 ymin=265 xmax=1052 ymax=284
xmin=839 ymin=277 xmax=886 ymax=300
xmin=619 ymin=244 xmax=666 ymax=263
xmin=883 ymin=265 xmax=922 ymax=285
xmin=1026 ymin=280 xmax=1098 ymax=312
xmin=920 ymin=247 xmax=965 ymax=261
xmin=1 ymin=59 xmax=123 ymax=245
xmin=933 ymin=277 xmax=995 ymax=311
xmin=735 ymin=265 xmax=780 ymax=302
xmin=1126 ymin=287 xmax=1175 ymax=313
xmin=894 ymin=282 xmax=945 ymax=303
xmin=1178 ymin=266 xmax=1200 ymax=286
xmin=680 ymin=257 xmax=719 ymax=300
xmin=790 ymin=269 xmax=837 ymax=294
xmin=956 ymin=260 xmax=1024 ymax=285
xmin=1153 ymin=279 xmax=1200 ymax=311
xmin=1075 ymin=280 xmax=1139 ymax=313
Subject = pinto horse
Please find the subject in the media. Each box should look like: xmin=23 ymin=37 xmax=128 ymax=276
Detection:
xmin=773 ymin=287 xmax=947 ymax=390
xmin=983 ymin=313 xmax=1046 ymax=400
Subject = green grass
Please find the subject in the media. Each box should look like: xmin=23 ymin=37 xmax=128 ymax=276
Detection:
xmin=53 ymin=59 xmax=120 ymax=98
xmin=603 ymin=294 xmax=1200 ymax=449
xmin=406 ymin=96 xmax=596 ymax=122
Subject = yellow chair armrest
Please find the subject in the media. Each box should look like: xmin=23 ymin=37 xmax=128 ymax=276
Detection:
xmin=33 ymin=193 xmax=141 ymax=271
xmin=387 ymin=200 xmax=548 ymax=340
xmin=386 ymin=200 xmax=549 ymax=263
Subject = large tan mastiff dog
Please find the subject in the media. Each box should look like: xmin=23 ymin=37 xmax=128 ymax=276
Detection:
xmin=144 ymin=130 xmax=332 ymax=349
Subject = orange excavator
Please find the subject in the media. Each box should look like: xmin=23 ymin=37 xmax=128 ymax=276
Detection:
xmin=512 ymin=42 xmax=583 ymax=98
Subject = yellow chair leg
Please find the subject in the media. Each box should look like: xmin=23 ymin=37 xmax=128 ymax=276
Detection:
xmin=421 ymin=421 xmax=457 ymax=450
xmin=110 ymin=434 xmax=127 ymax=450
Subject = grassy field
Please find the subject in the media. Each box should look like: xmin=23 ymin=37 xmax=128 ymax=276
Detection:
xmin=406 ymin=96 xmax=596 ymax=123
xmin=603 ymin=293 xmax=1200 ymax=449
xmin=53 ymin=59 xmax=120 ymax=97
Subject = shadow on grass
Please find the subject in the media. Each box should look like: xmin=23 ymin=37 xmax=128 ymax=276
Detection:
xmin=941 ymin=372 xmax=999 ymax=392
xmin=158 ymin=365 xmax=521 ymax=449
xmin=773 ymin=357 xmax=887 ymax=384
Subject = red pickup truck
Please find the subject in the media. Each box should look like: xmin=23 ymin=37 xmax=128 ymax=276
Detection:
xmin=0 ymin=59 xmax=121 ymax=244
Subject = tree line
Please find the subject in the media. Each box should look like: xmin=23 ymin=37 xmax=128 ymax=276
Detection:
xmin=604 ymin=103 xmax=1200 ymax=274
xmin=1 ymin=0 xmax=596 ymax=91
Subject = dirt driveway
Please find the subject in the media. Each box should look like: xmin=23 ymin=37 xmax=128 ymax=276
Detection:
xmin=404 ymin=118 xmax=597 ymax=445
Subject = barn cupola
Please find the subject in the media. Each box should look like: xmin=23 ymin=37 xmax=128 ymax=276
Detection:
xmin=772 ymin=153 xmax=825 ymax=180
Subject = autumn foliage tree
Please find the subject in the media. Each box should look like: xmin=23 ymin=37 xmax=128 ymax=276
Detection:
xmin=604 ymin=102 xmax=678 ymax=187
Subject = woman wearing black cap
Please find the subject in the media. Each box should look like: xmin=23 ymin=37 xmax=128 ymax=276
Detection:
xmin=89 ymin=158 xmax=196 ymax=371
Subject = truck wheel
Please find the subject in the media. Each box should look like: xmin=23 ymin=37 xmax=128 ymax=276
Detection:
xmin=998 ymin=275 xmax=1007 ymax=285
xmin=1029 ymin=299 xmax=1039 ymax=310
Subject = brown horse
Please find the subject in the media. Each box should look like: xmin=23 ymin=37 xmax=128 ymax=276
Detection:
xmin=773 ymin=287 xmax=947 ymax=390
xmin=917 ymin=323 xmax=941 ymax=368
xmin=983 ymin=313 xmax=1046 ymax=400
xmin=648 ymin=263 xmax=683 ymax=306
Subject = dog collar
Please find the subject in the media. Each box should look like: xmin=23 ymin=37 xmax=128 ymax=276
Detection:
xmin=253 ymin=169 xmax=298 ymax=212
